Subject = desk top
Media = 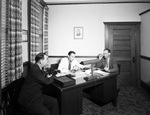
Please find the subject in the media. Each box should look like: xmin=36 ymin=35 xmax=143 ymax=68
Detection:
xmin=54 ymin=68 xmax=118 ymax=91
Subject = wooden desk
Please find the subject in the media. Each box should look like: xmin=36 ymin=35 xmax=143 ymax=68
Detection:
xmin=52 ymin=72 xmax=117 ymax=115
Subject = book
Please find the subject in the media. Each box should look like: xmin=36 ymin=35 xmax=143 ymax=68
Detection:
xmin=54 ymin=75 xmax=75 ymax=88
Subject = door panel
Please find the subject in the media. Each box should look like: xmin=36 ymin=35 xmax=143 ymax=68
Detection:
xmin=104 ymin=22 xmax=140 ymax=86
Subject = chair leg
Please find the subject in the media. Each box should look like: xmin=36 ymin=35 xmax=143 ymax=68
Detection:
xmin=112 ymin=98 xmax=117 ymax=107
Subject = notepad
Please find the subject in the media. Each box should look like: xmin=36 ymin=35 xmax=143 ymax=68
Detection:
xmin=93 ymin=70 xmax=109 ymax=76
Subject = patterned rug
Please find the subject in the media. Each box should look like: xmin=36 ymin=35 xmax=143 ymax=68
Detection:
xmin=82 ymin=86 xmax=150 ymax=115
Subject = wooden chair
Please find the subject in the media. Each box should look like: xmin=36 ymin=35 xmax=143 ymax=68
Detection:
xmin=49 ymin=63 xmax=60 ymax=75
xmin=51 ymin=63 xmax=59 ymax=70
xmin=1 ymin=77 xmax=34 ymax=115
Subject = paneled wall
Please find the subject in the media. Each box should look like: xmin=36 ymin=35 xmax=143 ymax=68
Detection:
xmin=140 ymin=9 xmax=150 ymax=85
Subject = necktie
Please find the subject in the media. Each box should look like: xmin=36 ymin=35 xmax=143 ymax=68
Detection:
xmin=107 ymin=58 xmax=109 ymax=70
xmin=68 ymin=61 xmax=71 ymax=70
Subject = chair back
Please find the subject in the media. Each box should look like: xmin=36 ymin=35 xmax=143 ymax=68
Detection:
xmin=118 ymin=64 xmax=121 ymax=75
xmin=51 ymin=63 xmax=59 ymax=70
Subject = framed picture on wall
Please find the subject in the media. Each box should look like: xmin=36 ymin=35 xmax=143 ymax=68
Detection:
xmin=74 ymin=27 xmax=83 ymax=39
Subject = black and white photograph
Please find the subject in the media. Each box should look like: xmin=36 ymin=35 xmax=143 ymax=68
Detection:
xmin=0 ymin=0 xmax=150 ymax=115
xmin=74 ymin=27 xmax=83 ymax=39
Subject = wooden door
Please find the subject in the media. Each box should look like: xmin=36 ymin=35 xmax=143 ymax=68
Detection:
xmin=104 ymin=22 xmax=140 ymax=86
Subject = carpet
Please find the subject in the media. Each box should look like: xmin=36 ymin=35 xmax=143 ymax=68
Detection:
xmin=82 ymin=86 xmax=150 ymax=115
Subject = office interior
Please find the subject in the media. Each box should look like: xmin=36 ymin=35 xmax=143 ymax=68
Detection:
xmin=1 ymin=0 xmax=150 ymax=114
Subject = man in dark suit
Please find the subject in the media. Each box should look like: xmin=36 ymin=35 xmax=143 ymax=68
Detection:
xmin=18 ymin=53 xmax=59 ymax=115
xmin=95 ymin=48 xmax=121 ymax=91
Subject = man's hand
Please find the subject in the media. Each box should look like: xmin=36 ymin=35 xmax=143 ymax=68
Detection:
xmin=104 ymin=67 xmax=110 ymax=72
xmin=47 ymin=74 xmax=52 ymax=78
xmin=72 ymin=65 xmax=80 ymax=71
xmin=98 ymin=54 xmax=104 ymax=60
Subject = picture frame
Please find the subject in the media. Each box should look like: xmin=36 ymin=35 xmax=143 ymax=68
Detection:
xmin=74 ymin=27 xmax=83 ymax=39
xmin=22 ymin=30 xmax=28 ymax=42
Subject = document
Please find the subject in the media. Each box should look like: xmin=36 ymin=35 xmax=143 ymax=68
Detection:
xmin=72 ymin=71 xmax=88 ymax=84
xmin=56 ymin=73 xmax=67 ymax=77
xmin=84 ymin=69 xmax=91 ymax=75
xmin=93 ymin=69 xmax=110 ymax=76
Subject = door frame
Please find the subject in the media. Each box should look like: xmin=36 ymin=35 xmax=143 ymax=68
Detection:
xmin=104 ymin=22 xmax=141 ymax=86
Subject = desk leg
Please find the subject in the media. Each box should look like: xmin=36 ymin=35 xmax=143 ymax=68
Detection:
xmin=58 ymin=88 xmax=82 ymax=115
xmin=112 ymin=97 xmax=117 ymax=107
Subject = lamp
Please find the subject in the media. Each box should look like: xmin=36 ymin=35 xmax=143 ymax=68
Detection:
xmin=80 ymin=59 xmax=100 ymax=65
xmin=80 ymin=59 xmax=100 ymax=77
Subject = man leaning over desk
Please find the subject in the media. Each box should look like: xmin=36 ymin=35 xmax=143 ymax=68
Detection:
xmin=58 ymin=51 xmax=85 ymax=74
xmin=18 ymin=53 xmax=59 ymax=115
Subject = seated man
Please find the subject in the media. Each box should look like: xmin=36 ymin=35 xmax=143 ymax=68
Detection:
xmin=95 ymin=48 xmax=121 ymax=91
xmin=18 ymin=53 xmax=59 ymax=115
xmin=58 ymin=51 xmax=85 ymax=74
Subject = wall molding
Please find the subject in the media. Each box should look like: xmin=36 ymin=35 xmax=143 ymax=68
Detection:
xmin=139 ymin=9 xmax=150 ymax=15
xmin=46 ymin=1 xmax=150 ymax=5
xmin=48 ymin=55 xmax=97 ymax=58
xmin=140 ymin=55 xmax=150 ymax=61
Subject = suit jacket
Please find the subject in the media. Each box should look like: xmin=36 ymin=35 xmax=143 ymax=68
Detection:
xmin=95 ymin=56 xmax=118 ymax=73
xmin=18 ymin=63 xmax=53 ymax=107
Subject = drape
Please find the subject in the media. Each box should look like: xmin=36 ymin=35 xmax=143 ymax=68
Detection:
xmin=6 ymin=0 xmax=23 ymax=82
xmin=1 ymin=0 xmax=47 ymax=88
xmin=43 ymin=6 xmax=49 ymax=54
xmin=0 ymin=0 xmax=23 ymax=88
xmin=29 ymin=0 xmax=40 ymax=63
xmin=0 ymin=0 xmax=8 ymax=89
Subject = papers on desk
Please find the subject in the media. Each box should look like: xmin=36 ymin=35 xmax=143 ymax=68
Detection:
xmin=56 ymin=73 xmax=68 ymax=77
xmin=74 ymin=71 xmax=88 ymax=78
xmin=72 ymin=71 xmax=87 ymax=84
xmin=55 ymin=69 xmax=110 ymax=85
xmin=55 ymin=71 xmax=87 ymax=85
xmin=93 ymin=69 xmax=110 ymax=76
xmin=84 ymin=69 xmax=91 ymax=75
xmin=84 ymin=69 xmax=109 ymax=77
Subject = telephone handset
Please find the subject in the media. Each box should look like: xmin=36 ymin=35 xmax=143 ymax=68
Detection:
xmin=98 ymin=54 xmax=105 ymax=60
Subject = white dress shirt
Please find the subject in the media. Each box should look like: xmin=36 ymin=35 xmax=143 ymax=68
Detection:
xmin=58 ymin=57 xmax=84 ymax=74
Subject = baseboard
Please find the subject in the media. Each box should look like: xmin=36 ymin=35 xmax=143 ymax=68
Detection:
xmin=141 ymin=80 xmax=150 ymax=94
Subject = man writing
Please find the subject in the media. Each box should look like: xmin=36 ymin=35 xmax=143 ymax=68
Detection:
xmin=58 ymin=51 xmax=85 ymax=74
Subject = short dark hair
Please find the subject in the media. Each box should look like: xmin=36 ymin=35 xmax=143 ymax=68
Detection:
xmin=68 ymin=51 xmax=76 ymax=56
xmin=35 ymin=53 xmax=47 ymax=62
xmin=104 ymin=48 xmax=111 ymax=53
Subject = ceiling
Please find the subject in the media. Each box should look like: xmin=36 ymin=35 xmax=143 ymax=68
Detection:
xmin=44 ymin=0 xmax=150 ymax=4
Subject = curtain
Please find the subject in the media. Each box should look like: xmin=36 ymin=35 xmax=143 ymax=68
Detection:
xmin=0 ymin=0 xmax=8 ymax=89
xmin=6 ymin=0 xmax=22 ymax=84
xmin=29 ymin=0 xmax=40 ymax=63
xmin=43 ymin=6 xmax=49 ymax=54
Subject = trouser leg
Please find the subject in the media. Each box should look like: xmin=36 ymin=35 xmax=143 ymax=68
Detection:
xmin=28 ymin=103 xmax=50 ymax=115
xmin=43 ymin=95 xmax=59 ymax=115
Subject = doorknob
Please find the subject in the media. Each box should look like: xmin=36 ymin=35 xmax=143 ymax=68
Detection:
xmin=132 ymin=57 xmax=136 ymax=63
